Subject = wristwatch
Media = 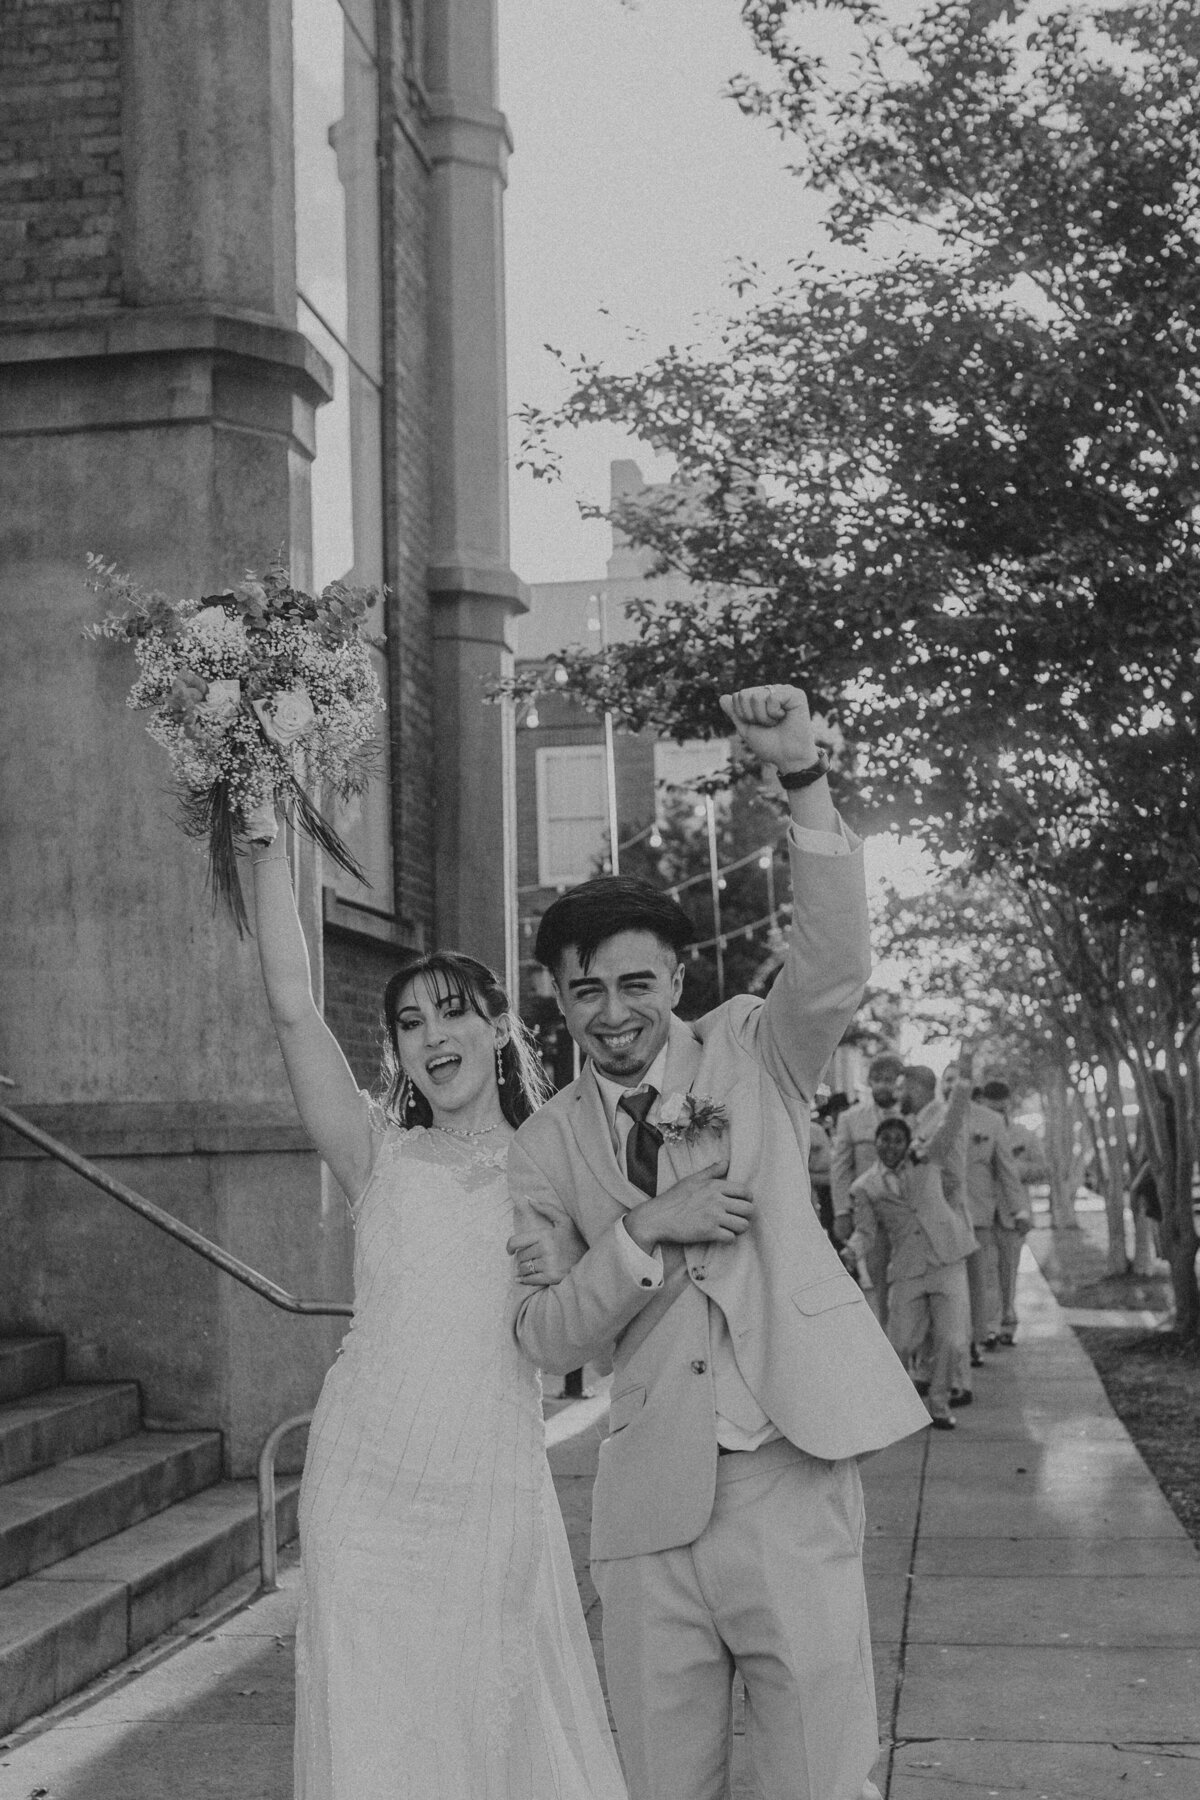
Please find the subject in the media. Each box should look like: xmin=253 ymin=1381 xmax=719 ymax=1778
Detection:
xmin=778 ymin=751 xmax=830 ymax=791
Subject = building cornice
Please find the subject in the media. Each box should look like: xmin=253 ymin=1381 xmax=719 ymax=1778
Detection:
xmin=423 ymin=91 xmax=513 ymax=180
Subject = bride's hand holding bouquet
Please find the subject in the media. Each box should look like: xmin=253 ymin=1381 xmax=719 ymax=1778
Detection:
xmin=85 ymin=553 xmax=385 ymax=932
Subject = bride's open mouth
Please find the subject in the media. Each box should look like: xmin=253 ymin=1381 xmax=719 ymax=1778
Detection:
xmin=425 ymin=1053 xmax=462 ymax=1084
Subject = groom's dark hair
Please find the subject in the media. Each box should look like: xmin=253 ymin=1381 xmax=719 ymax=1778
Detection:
xmin=535 ymin=875 xmax=695 ymax=978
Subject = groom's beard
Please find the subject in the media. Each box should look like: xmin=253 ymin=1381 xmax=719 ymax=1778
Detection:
xmin=590 ymin=1043 xmax=653 ymax=1081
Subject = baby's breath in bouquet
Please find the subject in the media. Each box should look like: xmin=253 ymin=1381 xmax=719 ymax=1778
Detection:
xmin=86 ymin=553 xmax=384 ymax=933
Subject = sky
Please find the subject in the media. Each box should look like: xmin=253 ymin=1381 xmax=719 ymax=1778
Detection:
xmin=498 ymin=0 xmax=843 ymax=584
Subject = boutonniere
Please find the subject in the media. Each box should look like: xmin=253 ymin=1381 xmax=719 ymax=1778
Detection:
xmin=657 ymin=1092 xmax=729 ymax=1145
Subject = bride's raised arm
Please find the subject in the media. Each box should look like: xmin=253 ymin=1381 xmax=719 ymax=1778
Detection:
xmin=250 ymin=836 xmax=375 ymax=1203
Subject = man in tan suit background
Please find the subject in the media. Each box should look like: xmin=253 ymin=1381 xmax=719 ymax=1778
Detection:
xmin=507 ymin=685 xmax=928 ymax=1800
xmin=830 ymin=1051 xmax=906 ymax=1325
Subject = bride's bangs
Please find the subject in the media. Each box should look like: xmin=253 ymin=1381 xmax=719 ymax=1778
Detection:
xmin=418 ymin=957 xmax=494 ymax=1025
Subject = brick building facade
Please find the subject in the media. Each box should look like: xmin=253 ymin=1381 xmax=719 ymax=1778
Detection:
xmin=0 ymin=0 xmax=524 ymax=1471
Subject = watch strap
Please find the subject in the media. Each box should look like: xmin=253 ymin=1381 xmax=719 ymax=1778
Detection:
xmin=778 ymin=751 xmax=830 ymax=791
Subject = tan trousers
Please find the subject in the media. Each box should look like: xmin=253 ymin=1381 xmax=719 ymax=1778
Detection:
xmin=593 ymin=1439 xmax=882 ymax=1800
xmin=888 ymin=1262 xmax=971 ymax=1419
xmin=965 ymin=1223 xmax=1002 ymax=1342
xmin=995 ymin=1225 xmax=1023 ymax=1333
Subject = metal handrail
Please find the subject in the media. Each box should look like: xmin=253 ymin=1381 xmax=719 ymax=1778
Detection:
xmin=257 ymin=1412 xmax=312 ymax=1590
xmin=0 ymin=1101 xmax=353 ymax=1318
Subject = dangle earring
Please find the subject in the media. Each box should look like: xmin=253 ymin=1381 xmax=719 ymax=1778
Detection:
xmin=495 ymin=1043 xmax=506 ymax=1086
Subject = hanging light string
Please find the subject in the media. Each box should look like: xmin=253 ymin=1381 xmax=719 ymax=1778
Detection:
xmin=663 ymin=837 xmax=785 ymax=899
xmin=689 ymin=901 xmax=793 ymax=957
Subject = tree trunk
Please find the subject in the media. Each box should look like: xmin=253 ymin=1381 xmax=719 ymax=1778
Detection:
xmin=1125 ymin=1057 xmax=1199 ymax=1341
xmin=1162 ymin=1139 xmax=1200 ymax=1342
xmin=1162 ymin=1212 xmax=1200 ymax=1340
xmin=1096 ymin=1054 xmax=1132 ymax=1276
xmin=1131 ymin=1206 xmax=1160 ymax=1277
xmin=1041 ymin=1062 xmax=1082 ymax=1230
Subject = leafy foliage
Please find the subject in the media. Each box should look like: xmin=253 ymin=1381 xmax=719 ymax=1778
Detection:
xmin=515 ymin=0 xmax=1200 ymax=1328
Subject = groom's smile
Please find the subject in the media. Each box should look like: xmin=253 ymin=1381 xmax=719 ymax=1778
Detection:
xmin=554 ymin=930 xmax=684 ymax=1086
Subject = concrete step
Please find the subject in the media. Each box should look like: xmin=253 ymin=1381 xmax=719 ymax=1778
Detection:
xmin=0 ymin=1475 xmax=301 ymax=1738
xmin=0 ymin=1431 xmax=223 ymax=1591
xmin=0 ymin=1384 xmax=143 ymax=1488
xmin=0 ymin=1336 xmax=64 ymax=1405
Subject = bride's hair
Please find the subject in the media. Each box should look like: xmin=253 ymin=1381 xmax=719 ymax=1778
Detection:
xmin=380 ymin=951 xmax=553 ymax=1129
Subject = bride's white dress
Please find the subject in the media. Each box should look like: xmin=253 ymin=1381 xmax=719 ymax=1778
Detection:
xmin=294 ymin=1119 xmax=626 ymax=1800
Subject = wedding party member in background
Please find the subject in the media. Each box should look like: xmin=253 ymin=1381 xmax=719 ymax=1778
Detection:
xmin=979 ymin=1079 xmax=1041 ymax=1344
xmin=831 ymin=1051 xmax=906 ymax=1326
xmin=808 ymin=1098 xmax=837 ymax=1241
xmin=507 ymin=686 xmax=928 ymax=1800
xmin=845 ymin=1099 xmax=975 ymax=1430
xmin=898 ymin=1060 xmax=974 ymax=1403
xmin=247 ymin=821 xmax=626 ymax=1800
xmin=944 ymin=1065 xmax=1031 ymax=1361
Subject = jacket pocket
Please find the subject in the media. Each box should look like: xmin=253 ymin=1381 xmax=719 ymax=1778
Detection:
xmin=607 ymin=1384 xmax=647 ymax=1434
xmin=791 ymin=1276 xmax=863 ymax=1316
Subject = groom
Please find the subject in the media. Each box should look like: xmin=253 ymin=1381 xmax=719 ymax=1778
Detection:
xmin=508 ymin=685 xmax=928 ymax=1800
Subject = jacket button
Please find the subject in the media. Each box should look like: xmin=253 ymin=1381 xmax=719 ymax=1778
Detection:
xmin=691 ymin=1359 xmax=707 ymax=1374
xmin=691 ymin=1266 xmax=706 ymax=1280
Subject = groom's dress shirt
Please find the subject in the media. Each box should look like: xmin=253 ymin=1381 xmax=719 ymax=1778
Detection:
xmin=595 ymin=1050 xmax=780 ymax=1454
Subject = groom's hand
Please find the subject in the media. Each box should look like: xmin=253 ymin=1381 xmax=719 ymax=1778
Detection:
xmin=625 ymin=1163 xmax=754 ymax=1251
xmin=718 ymin=684 xmax=817 ymax=775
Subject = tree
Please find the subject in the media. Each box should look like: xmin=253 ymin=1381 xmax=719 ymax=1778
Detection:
xmin=616 ymin=783 xmax=796 ymax=1016
xmin=512 ymin=0 xmax=1200 ymax=1334
xmin=877 ymin=872 xmax=1132 ymax=1250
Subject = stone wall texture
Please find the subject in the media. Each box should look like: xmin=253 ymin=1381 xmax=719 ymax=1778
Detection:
xmin=0 ymin=0 xmax=123 ymax=319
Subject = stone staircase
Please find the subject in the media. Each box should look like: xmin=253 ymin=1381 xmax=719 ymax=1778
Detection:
xmin=0 ymin=1334 xmax=301 ymax=1737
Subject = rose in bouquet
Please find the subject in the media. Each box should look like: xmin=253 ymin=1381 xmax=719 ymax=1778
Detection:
xmin=85 ymin=553 xmax=384 ymax=932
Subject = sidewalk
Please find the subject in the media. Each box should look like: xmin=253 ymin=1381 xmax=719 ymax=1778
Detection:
xmin=1 ymin=1254 xmax=1197 ymax=1799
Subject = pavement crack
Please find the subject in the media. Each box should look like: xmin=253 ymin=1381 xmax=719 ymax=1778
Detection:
xmin=883 ymin=1427 xmax=931 ymax=1799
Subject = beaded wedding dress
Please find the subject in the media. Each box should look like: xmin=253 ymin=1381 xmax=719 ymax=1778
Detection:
xmin=294 ymin=1119 xmax=627 ymax=1800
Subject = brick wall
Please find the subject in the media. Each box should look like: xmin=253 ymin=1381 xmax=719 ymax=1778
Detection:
xmin=322 ymin=930 xmax=414 ymax=1093
xmin=0 ymin=0 xmax=123 ymax=321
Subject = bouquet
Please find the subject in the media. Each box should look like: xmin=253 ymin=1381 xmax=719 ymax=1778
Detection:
xmin=85 ymin=553 xmax=385 ymax=933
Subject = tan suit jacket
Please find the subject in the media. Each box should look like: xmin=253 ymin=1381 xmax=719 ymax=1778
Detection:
xmin=830 ymin=1096 xmax=898 ymax=1218
xmin=966 ymin=1103 xmax=1030 ymax=1230
xmin=509 ymin=835 xmax=930 ymax=1561
xmin=849 ymin=1158 xmax=976 ymax=1282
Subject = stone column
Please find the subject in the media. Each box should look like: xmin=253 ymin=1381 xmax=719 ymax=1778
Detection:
xmin=0 ymin=0 xmax=351 ymax=1476
xmin=424 ymin=0 xmax=525 ymax=993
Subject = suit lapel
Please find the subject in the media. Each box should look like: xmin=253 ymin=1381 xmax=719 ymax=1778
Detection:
xmin=567 ymin=1061 xmax=643 ymax=1212
xmin=657 ymin=1016 xmax=706 ymax=1188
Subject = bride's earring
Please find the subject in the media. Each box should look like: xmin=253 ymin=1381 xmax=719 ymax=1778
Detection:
xmin=495 ymin=1043 xmax=505 ymax=1085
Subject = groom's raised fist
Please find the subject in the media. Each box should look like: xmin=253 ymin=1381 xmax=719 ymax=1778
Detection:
xmin=718 ymin=684 xmax=817 ymax=775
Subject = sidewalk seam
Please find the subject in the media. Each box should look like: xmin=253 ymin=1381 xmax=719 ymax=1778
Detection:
xmin=882 ymin=1426 xmax=930 ymax=1800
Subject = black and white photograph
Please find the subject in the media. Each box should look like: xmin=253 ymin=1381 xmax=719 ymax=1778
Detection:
xmin=1 ymin=3 xmax=1198 ymax=1796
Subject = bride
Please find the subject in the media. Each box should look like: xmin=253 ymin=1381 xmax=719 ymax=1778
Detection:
xmin=248 ymin=823 xmax=626 ymax=1800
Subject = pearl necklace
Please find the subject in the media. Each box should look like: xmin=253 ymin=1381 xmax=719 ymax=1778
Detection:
xmin=433 ymin=1120 xmax=507 ymax=1139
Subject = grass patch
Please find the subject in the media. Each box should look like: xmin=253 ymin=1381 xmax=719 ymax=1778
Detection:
xmin=1073 ymin=1327 xmax=1200 ymax=1552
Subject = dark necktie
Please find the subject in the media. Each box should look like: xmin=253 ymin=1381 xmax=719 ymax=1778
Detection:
xmin=619 ymin=1088 xmax=661 ymax=1197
